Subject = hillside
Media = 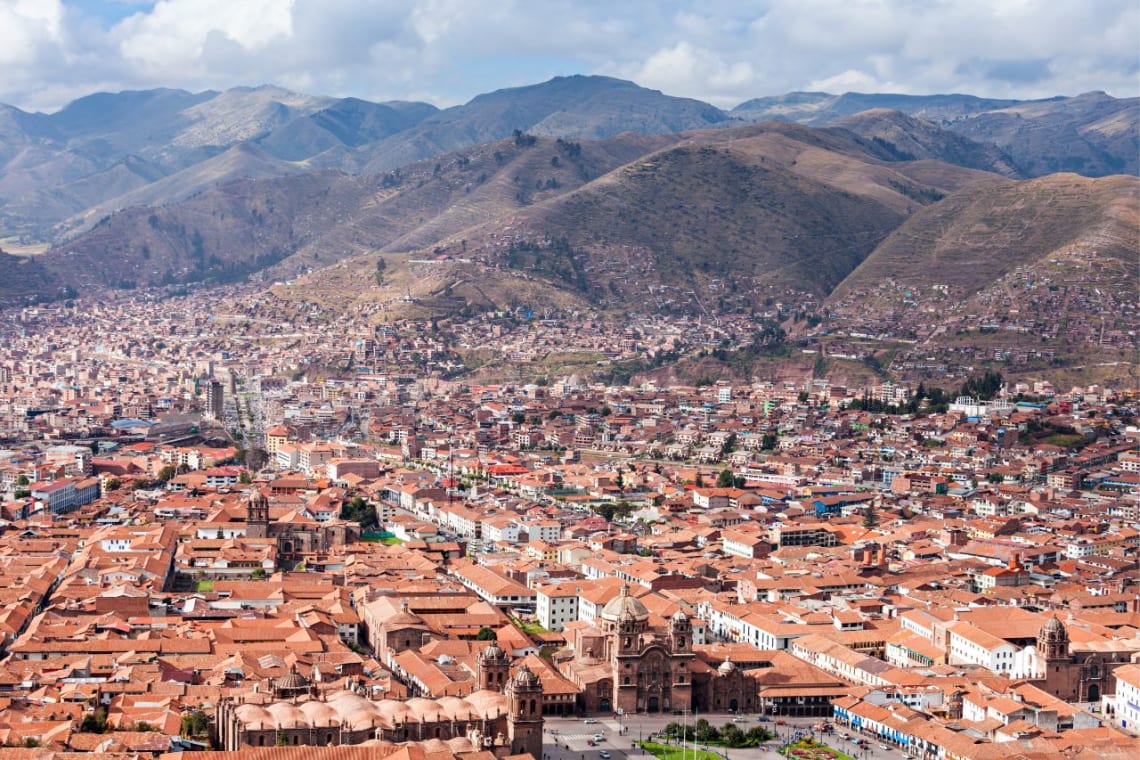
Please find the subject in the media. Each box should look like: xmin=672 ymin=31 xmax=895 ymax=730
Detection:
xmin=832 ymin=173 xmax=1138 ymax=297
xmin=27 ymin=132 xmax=674 ymax=291
xmin=279 ymin=122 xmax=987 ymax=317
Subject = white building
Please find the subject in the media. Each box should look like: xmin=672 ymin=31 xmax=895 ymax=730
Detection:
xmin=536 ymin=582 xmax=581 ymax=631
xmin=1114 ymin=663 xmax=1140 ymax=731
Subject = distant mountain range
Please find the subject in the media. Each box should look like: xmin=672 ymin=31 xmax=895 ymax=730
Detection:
xmin=0 ymin=76 xmax=1135 ymax=247
xmin=3 ymin=75 xmax=1136 ymax=385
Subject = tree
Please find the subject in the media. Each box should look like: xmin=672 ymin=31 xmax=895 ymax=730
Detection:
xmin=180 ymin=709 xmax=209 ymax=737
xmin=511 ymin=412 xmax=526 ymax=424
xmin=157 ymin=464 xmax=177 ymax=482
xmin=721 ymin=724 xmax=746 ymax=747
xmin=105 ymin=478 xmax=122 ymax=492
xmin=863 ymin=503 xmax=880 ymax=529
xmin=720 ymin=433 xmax=737 ymax=455
xmin=246 ymin=448 xmax=269 ymax=471
xmin=239 ymin=469 xmax=253 ymax=484
xmin=694 ymin=718 xmax=718 ymax=743
xmin=716 ymin=469 xmax=736 ymax=488
xmin=15 ymin=474 xmax=28 ymax=487
xmin=375 ymin=257 xmax=387 ymax=286
xmin=476 ymin=627 xmax=498 ymax=641
xmin=80 ymin=709 xmax=108 ymax=733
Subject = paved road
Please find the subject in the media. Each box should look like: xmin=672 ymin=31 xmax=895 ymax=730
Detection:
xmin=540 ymin=715 xmax=903 ymax=760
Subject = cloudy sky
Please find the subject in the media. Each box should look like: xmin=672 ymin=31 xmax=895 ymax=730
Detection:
xmin=2 ymin=0 xmax=1137 ymax=112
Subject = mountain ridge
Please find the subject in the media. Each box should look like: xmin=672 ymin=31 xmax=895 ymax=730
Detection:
xmin=0 ymin=77 xmax=1134 ymax=247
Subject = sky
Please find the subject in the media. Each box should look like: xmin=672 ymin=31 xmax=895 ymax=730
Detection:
xmin=1 ymin=0 xmax=1137 ymax=112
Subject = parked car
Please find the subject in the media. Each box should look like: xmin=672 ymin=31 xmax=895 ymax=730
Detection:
xmin=599 ymin=752 xmax=611 ymax=759
xmin=593 ymin=734 xmax=605 ymax=742
xmin=757 ymin=716 xmax=770 ymax=722
xmin=776 ymin=720 xmax=787 ymax=726
xmin=584 ymin=718 xmax=599 ymax=724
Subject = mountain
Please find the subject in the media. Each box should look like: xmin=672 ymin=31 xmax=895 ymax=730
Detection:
xmin=2 ymin=79 xmax=1134 ymax=248
xmin=948 ymin=91 xmax=1139 ymax=177
xmin=27 ymin=130 xmax=678 ymax=292
xmin=731 ymin=91 xmax=1023 ymax=125
xmin=355 ymin=75 xmax=731 ymax=174
xmin=0 ymin=86 xmax=436 ymax=241
xmin=832 ymin=173 xmax=1138 ymax=298
xmin=263 ymin=122 xmax=992 ymax=316
xmin=828 ymin=109 xmax=1021 ymax=177
xmin=732 ymin=90 xmax=1138 ymax=178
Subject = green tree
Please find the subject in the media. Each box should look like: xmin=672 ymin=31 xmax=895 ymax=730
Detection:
xmin=180 ymin=709 xmax=209 ymax=737
xmin=80 ymin=709 xmax=108 ymax=733
xmin=375 ymin=258 xmax=387 ymax=286
xmin=15 ymin=474 xmax=29 ymax=486
xmin=721 ymin=723 xmax=746 ymax=747
xmin=716 ymin=469 xmax=736 ymax=488
xmin=476 ymin=627 xmax=498 ymax=641
xmin=157 ymin=464 xmax=177 ymax=482
xmin=694 ymin=718 xmax=718 ymax=743
xmin=239 ymin=469 xmax=253 ymax=484
xmin=863 ymin=503 xmax=880 ymax=529
xmin=105 ymin=478 xmax=122 ymax=492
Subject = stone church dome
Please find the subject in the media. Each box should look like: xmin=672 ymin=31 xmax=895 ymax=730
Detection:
xmin=600 ymin=584 xmax=649 ymax=623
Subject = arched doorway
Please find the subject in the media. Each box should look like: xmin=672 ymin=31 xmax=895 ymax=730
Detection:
xmin=600 ymin=698 xmax=611 ymax=712
xmin=1087 ymin=684 xmax=1101 ymax=702
xmin=729 ymin=698 xmax=738 ymax=712
xmin=648 ymin=696 xmax=659 ymax=713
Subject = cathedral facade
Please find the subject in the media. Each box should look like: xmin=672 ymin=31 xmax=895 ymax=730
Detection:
xmin=1028 ymin=614 xmax=1138 ymax=704
xmin=559 ymin=584 xmax=760 ymax=714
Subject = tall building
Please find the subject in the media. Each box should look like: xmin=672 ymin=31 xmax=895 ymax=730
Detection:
xmin=205 ymin=379 xmax=224 ymax=420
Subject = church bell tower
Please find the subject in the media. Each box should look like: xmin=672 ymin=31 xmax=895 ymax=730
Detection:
xmin=246 ymin=489 xmax=270 ymax=539
xmin=506 ymin=666 xmax=543 ymax=758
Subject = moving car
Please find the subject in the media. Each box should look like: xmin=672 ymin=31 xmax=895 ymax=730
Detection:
xmin=584 ymin=718 xmax=599 ymax=724
xmin=599 ymin=752 xmax=611 ymax=759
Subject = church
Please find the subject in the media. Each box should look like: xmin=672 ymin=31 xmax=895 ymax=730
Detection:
xmin=1028 ymin=614 xmax=1139 ymax=704
xmin=557 ymin=584 xmax=761 ymax=714
xmin=214 ymin=648 xmax=543 ymax=757
xmin=245 ymin=488 xmax=358 ymax=563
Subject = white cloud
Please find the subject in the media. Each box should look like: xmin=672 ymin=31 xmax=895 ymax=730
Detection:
xmin=115 ymin=0 xmax=295 ymax=77
xmin=0 ymin=0 xmax=1134 ymax=112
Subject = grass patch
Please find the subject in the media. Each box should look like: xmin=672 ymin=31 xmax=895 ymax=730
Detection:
xmin=379 ymin=537 xmax=404 ymax=545
xmin=1044 ymin=433 xmax=1083 ymax=449
xmin=194 ymin=580 xmax=214 ymax=592
xmin=513 ymin=619 xmax=549 ymax=636
xmin=640 ymin=742 xmax=727 ymax=760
